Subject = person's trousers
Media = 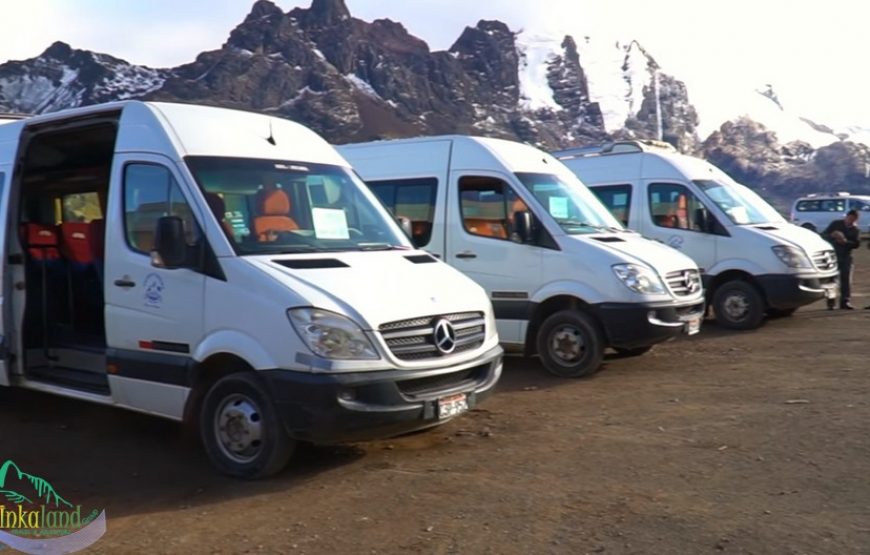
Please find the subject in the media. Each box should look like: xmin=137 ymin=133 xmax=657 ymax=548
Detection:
xmin=838 ymin=255 xmax=853 ymax=304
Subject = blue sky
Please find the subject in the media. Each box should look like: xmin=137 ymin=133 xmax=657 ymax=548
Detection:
xmin=2 ymin=1 xmax=867 ymax=130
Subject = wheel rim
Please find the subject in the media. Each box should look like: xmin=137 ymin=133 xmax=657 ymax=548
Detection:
xmin=548 ymin=325 xmax=585 ymax=366
xmin=214 ymin=393 xmax=264 ymax=464
xmin=722 ymin=292 xmax=750 ymax=321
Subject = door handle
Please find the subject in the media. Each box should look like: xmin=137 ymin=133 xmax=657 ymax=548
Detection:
xmin=114 ymin=278 xmax=136 ymax=288
xmin=455 ymin=251 xmax=477 ymax=259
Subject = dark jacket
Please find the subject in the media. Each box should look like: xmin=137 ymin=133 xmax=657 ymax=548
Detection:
xmin=823 ymin=219 xmax=860 ymax=259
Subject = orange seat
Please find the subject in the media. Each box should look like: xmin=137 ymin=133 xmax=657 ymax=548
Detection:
xmin=464 ymin=218 xmax=508 ymax=239
xmin=254 ymin=189 xmax=298 ymax=241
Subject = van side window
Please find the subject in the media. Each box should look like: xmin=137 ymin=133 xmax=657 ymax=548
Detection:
xmin=367 ymin=178 xmax=438 ymax=247
xmin=591 ymin=185 xmax=632 ymax=226
xmin=124 ymin=164 xmax=200 ymax=254
xmin=648 ymin=183 xmax=706 ymax=232
xmin=851 ymin=199 xmax=870 ymax=212
xmin=458 ymin=176 xmax=528 ymax=242
xmin=62 ymin=192 xmax=103 ymax=223
xmin=820 ymin=199 xmax=846 ymax=212
xmin=795 ymin=200 xmax=819 ymax=212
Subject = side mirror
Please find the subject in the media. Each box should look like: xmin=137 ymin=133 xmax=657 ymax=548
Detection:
xmin=396 ymin=216 xmax=413 ymax=239
xmin=151 ymin=216 xmax=189 ymax=269
xmin=513 ymin=211 xmax=533 ymax=243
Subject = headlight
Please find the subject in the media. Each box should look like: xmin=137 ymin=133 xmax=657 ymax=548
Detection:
xmin=288 ymin=308 xmax=379 ymax=360
xmin=612 ymin=264 xmax=667 ymax=295
xmin=772 ymin=245 xmax=812 ymax=269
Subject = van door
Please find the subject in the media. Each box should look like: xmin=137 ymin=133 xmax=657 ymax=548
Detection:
xmin=640 ymin=181 xmax=719 ymax=273
xmin=0 ymin=168 xmax=10 ymax=386
xmin=105 ymin=155 xmax=205 ymax=387
xmin=446 ymin=171 xmax=542 ymax=344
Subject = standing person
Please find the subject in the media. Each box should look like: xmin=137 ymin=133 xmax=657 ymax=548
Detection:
xmin=823 ymin=209 xmax=861 ymax=309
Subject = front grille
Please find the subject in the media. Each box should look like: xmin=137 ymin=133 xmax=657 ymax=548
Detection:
xmin=379 ymin=312 xmax=485 ymax=361
xmin=396 ymin=364 xmax=487 ymax=397
xmin=665 ymin=269 xmax=702 ymax=297
xmin=812 ymin=250 xmax=837 ymax=271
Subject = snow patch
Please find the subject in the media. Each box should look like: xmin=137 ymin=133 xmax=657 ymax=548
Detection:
xmin=345 ymin=74 xmax=382 ymax=101
xmin=515 ymin=33 xmax=562 ymax=112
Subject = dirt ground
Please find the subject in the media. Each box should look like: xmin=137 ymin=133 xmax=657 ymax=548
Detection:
xmin=3 ymin=250 xmax=870 ymax=555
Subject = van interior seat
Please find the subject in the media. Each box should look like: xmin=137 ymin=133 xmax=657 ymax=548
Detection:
xmin=23 ymin=223 xmax=62 ymax=261
xmin=60 ymin=222 xmax=99 ymax=266
xmin=463 ymin=218 xmax=508 ymax=239
xmin=254 ymin=189 xmax=299 ymax=241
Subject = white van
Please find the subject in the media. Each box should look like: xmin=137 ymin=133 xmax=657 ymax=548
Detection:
xmin=790 ymin=192 xmax=870 ymax=232
xmin=0 ymin=102 xmax=502 ymax=478
xmin=555 ymin=140 xmax=840 ymax=329
xmin=338 ymin=136 xmax=705 ymax=378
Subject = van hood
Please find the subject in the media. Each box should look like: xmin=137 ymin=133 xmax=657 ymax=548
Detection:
xmin=741 ymin=222 xmax=833 ymax=254
xmin=243 ymin=251 xmax=489 ymax=329
xmin=568 ymin=232 xmax=699 ymax=275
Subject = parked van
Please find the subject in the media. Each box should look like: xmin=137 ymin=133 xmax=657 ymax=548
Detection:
xmin=338 ymin=136 xmax=705 ymax=378
xmin=555 ymin=140 xmax=840 ymax=330
xmin=0 ymin=102 xmax=503 ymax=478
xmin=790 ymin=192 xmax=870 ymax=231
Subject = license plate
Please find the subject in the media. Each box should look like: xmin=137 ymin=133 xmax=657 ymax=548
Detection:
xmin=684 ymin=316 xmax=702 ymax=335
xmin=437 ymin=393 xmax=468 ymax=420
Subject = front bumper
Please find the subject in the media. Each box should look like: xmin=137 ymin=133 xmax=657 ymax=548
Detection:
xmin=756 ymin=273 xmax=839 ymax=310
xmin=591 ymin=300 xmax=705 ymax=350
xmin=260 ymin=345 xmax=503 ymax=444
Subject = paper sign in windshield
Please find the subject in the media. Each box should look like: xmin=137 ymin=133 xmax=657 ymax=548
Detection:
xmin=312 ymin=208 xmax=350 ymax=239
xmin=549 ymin=197 xmax=569 ymax=219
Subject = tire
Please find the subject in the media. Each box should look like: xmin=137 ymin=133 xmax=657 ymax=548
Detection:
xmin=613 ymin=345 xmax=654 ymax=358
xmin=536 ymin=310 xmax=605 ymax=378
xmin=766 ymin=307 xmax=797 ymax=318
xmin=200 ymin=373 xmax=295 ymax=479
xmin=712 ymin=280 xmax=765 ymax=330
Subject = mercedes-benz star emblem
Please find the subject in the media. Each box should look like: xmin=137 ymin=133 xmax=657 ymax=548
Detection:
xmin=683 ymin=271 xmax=699 ymax=294
xmin=433 ymin=319 xmax=457 ymax=355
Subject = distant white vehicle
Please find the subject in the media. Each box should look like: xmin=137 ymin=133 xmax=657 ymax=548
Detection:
xmin=339 ymin=136 xmax=705 ymax=379
xmin=556 ymin=140 xmax=840 ymax=330
xmin=789 ymin=192 xmax=870 ymax=232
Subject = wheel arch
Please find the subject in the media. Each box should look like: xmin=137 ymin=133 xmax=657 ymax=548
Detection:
xmin=524 ymin=294 xmax=597 ymax=356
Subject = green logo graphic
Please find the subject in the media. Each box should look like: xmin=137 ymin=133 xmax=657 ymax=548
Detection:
xmin=0 ymin=460 xmax=106 ymax=554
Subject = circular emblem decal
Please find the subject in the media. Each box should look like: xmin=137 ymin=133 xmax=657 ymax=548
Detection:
xmin=433 ymin=319 xmax=457 ymax=355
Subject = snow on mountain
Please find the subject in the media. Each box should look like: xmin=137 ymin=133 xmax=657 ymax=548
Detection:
xmin=692 ymin=83 xmax=842 ymax=148
xmin=515 ymin=31 xmax=658 ymax=133
xmin=515 ymin=33 xmax=562 ymax=111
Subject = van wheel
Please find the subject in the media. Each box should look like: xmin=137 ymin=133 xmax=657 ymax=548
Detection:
xmin=537 ymin=310 xmax=604 ymax=378
xmin=613 ymin=345 xmax=654 ymax=358
xmin=200 ymin=373 xmax=295 ymax=479
xmin=712 ymin=281 xmax=764 ymax=330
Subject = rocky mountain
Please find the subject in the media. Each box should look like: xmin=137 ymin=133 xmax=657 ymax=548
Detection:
xmin=0 ymin=0 xmax=694 ymax=149
xmin=0 ymin=0 xmax=867 ymax=204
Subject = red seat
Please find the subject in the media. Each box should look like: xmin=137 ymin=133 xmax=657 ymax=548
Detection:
xmin=60 ymin=222 xmax=97 ymax=265
xmin=254 ymin=189 xmax=299 ymax=242
xmin=23 ymin=223 xmax=61 ymax=261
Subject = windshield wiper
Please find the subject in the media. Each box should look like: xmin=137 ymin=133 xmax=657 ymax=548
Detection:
xmin=356 ymin=243 xmax=407 ymax=251
xmin=558 ymin=220 xmax=610 ymax=231
xmin=250 ymin=245 xmax=326 ymax=254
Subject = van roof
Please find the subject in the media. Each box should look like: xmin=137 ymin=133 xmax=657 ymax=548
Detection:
xmin=339 ymin=134 xmax=562 ymax=174
xmin=0 ymin=101 xmax=347 ymax=168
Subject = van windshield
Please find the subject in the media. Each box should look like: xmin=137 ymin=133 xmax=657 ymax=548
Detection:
xmin=515 ymin=172 xmax=623 ymax=234
xmin=694 ymin=179 xmax=785 ymax=225
xmin=186 ymin=156 xmax=409 ymax=255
